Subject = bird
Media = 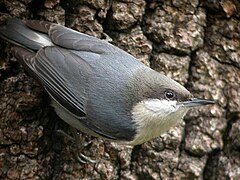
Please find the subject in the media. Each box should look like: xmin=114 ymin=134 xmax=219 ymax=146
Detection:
xmin=0 ymin=18 xmax=214 ymax=161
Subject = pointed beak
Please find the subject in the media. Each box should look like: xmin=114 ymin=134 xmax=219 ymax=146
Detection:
xmin=181 ymin=98 xmax=215 ymax=107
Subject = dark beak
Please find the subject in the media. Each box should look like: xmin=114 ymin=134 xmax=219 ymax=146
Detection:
xmin=181 ymin=98 xmax=215 ymax=107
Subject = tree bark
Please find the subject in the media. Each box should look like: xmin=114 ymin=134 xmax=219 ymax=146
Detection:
xmin=0 ymin=0 xmax=239 ymax=179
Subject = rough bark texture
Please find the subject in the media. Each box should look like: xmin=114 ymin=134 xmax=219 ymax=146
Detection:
xmin=0 ymin=0 xmax=239 ymax=179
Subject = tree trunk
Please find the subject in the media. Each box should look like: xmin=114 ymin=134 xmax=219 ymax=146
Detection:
xmin=0 ymin=0 xmax=239 ymax=179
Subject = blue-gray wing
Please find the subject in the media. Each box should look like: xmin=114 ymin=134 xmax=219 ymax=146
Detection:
xmin=26 ymin=19 xmax=116 ymax=54
xmin=33 ymin=46 xmax=94 ymax=116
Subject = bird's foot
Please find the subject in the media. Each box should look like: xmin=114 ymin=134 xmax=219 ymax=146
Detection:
xmin=56 ymin=128 xmax=96 ymax=163
xmin=74 ymin=134 xmax=96 ymax=163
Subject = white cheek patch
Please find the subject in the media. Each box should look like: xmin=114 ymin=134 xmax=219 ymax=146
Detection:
xmin=130 ymin=99 xmax=187 ymax=145
xmin=144 ymin=99 xmax=178 ymax=116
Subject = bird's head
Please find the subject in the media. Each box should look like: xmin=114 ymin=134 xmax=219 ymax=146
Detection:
xmin=129 ymin=70 xmax=214 ymax=145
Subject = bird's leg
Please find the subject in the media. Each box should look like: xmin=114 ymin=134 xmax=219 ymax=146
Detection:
xmin=56 ymin=127 xmax=96 ymax=163
xmin=56 ymin=129 xmax=75 ymax=141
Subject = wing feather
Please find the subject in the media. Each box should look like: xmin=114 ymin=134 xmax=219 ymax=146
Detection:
xmin=48 ymin=24 xmax=117 ymax=54
xmin=32 ymin=46 xmax=94 ymax=116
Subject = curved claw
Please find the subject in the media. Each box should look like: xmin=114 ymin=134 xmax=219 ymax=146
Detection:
xmin=76 ymin=139 xmax=96 ymax=164
xmin=70 ymin=127 xmax=97 ymax=164
xmin=77 ymin=153 xmax=96 ymax=164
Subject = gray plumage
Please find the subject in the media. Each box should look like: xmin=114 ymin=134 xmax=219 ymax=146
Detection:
xmin=1 ymin=19 xmax=212 ymax=144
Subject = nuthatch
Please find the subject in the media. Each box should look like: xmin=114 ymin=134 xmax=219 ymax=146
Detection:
xmin=0 ymin=19 xmax=214 ymax=146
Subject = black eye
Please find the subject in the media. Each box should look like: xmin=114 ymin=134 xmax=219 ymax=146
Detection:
xmin=164 ymin=90 xmax=175 ymax=100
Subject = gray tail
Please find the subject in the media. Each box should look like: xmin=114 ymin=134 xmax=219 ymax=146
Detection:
xmin=0 ymin=19 xmax=53 ymax=51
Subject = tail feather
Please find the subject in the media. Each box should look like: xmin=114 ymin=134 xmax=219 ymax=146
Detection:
xmin=0 ymin=19 xmax=53 ymax=51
